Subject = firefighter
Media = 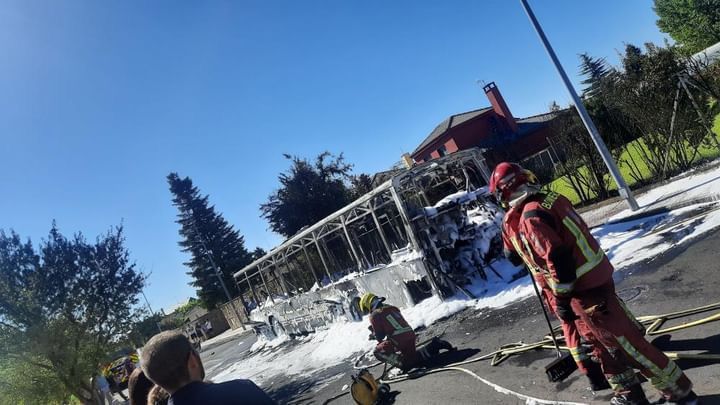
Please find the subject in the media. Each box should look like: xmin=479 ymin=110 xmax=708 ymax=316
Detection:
xmin=490 ymin=162 xmax=697 ymax=405
xmin=503 ymin=204 xmax=610 ymax=391
xmin=359 ymin=293 xmax=455 ymax=372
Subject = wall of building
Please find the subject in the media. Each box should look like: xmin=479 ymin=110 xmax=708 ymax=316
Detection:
xmin=414 ymin=112 xmax=502 ymax=162
xmin=219 ymin=298 xmax=251 ymax=330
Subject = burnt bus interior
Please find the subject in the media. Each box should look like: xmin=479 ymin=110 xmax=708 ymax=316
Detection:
xmin=233 ymin=149 xmax=493 ymax=310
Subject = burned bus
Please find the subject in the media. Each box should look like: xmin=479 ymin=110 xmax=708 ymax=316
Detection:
xmin=232 ymin=148 xmax=505 ymax=337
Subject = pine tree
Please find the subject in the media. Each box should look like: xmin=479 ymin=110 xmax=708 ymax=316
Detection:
xmin=167 ymin=173 xmax=252 ymax=309
xmin=260 ymin=152 xmax=354 ymax=238
xmin=579 ymin=53 xmax=610 ymax=98
xmin=349 ymin=173 xmax=374 ymax=200
xmin=250 ymin=247 xmax=266 ymax=261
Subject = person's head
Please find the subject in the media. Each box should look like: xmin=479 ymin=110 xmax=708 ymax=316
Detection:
xmin=489 ymin=162 xmax=539 ymax=208
xmin=128 ymin=368 xmax=154 ymax=405
xmin=148 ymin=384 xmax=170 ymax=405
xmin=140 ymin=331 xmax=205 ymax=394
xmin=359 ymin=292 xmax=385 ymax=314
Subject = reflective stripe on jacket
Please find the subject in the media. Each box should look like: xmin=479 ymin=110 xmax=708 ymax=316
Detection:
xmin=502 ymin=192 xmax=613 ymax=295
xmin=369 ymin=305 xmax=415 ymax=343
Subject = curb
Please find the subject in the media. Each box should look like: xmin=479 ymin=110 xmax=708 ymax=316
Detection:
xmin=602 ymin=195 xmax=720 ymax=227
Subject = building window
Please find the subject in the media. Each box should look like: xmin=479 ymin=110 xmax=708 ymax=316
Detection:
xmin=437 ymin=145 xmax=447 ymax=157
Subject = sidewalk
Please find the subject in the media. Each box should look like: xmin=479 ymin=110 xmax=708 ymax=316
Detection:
xmin=580 ymin=158 xmax=720 ymax=227
xmin=201 ymin=326 xmax=255 ymax=351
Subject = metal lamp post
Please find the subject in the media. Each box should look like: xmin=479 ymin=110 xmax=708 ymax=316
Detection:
xmin=141 ymin=289 xmax=163 ymax=333
xmin=519 ymin=0 xmax=639 ymax=211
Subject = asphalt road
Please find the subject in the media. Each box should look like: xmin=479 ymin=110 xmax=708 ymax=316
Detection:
xmin=204 ymin=227 xmax=720 ymax=404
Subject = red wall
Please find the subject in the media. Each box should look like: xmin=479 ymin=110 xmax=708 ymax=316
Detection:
xmin=411 ymin=110 xmax=552 ymax=165
xmin=413 ymin=111 xmax=501 ymax=160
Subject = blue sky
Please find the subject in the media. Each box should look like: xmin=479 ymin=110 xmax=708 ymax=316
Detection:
xmin=0 ymin=1 xmax=666 ymax=312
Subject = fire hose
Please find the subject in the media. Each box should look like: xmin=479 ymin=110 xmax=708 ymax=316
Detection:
xmin=473 ymin=300 xmax=720 ymax=367
xmin=325 ymin=301 xmax=720 ymax=404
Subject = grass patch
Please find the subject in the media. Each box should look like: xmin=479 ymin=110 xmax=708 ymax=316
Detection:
xmin=548 ymin=116 xmax=720 ymax=205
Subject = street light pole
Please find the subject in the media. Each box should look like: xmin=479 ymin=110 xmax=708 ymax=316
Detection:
xmin=189 ymin=212 xmax=246 ymax=330
xmin=519 ymin=0 xmax=639 ymax=211
xmin=141 ymin=290 xmax=163 ymax=333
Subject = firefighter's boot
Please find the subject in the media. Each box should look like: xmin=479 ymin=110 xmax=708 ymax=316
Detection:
xmin=583 ymin=360 xmax=610 ymax=391
xmin=610 ymin=384 xmax=650 ymax=405
xmin=436 ymin=338 xmax=456 ymax=352
xmin=651 ymin=390 xmax=699 ymax=405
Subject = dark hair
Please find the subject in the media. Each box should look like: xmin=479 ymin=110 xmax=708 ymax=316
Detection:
xmin=128 ymin=368 xmax=154 ymax=405
xmin=140 ymin=331 xmax=193 ymax=391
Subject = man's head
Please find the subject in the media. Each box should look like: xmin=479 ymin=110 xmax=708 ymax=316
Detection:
xmin=359 ymin=292 xmax=385 ymax=314
xmin=489 ymin=162 xmax=539 ymax=208
xmin=140 ymin=331 xmax=205 ymax=394
xmin=128 ymin=368 xmax=154 ymax=405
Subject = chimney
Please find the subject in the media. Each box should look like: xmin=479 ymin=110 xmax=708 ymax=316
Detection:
xmin=483 ymin=82 xmax=518 ymax=133
xmin=401 ymin=153 xmax=414 ymax=168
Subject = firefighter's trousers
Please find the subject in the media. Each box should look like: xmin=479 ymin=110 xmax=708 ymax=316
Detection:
xmin=570 ymin=281 xmax=692 ymax=400
xmin=546 ymin=290 xmax=604 ymax=374
xmin=374 ymin=333 xmax=419 ymax=372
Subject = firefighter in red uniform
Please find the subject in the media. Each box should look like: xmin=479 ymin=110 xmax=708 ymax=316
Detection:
xmin=503 ymin=205 xmax=611 ymax=391
xmin=359 ymin=293 xmax=454 ymax=372
xmin=490 ymin=162 xmax=697 ymax=405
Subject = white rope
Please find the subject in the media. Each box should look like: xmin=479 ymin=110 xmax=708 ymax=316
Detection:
xmin=445 ymin=367 xmax=588 ymax=405
xmin=385 ymin=366 xmax=588 ymax=405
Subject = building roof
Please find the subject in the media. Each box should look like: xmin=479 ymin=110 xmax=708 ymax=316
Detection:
xmin=411 ymin=107 xmax=493 ymax=156
xmin=412 ymin=108 xmax=561 ymax=157
xmin=515 ymin=111 xmax=560 ymax=137
xmin=515 ymin=110 xmax=558 ymax=124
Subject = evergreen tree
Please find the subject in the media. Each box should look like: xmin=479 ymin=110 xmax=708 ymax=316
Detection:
xmin=167 ymin=173 xmax=252 ymax=309
xmin=654 ymin=0 xmax=720 ymax=54
xmin=349 ymin=173 xmax=375 ymax=200
xmin=250 ymin=247 xmax=266 ymax=261
xmin=260 ymin=152 xmax=354 ymax=238
xmin=579 ymin=53 xmax=610 ymax=99
xmin=579 ymin=53 xmax=637 ymax=147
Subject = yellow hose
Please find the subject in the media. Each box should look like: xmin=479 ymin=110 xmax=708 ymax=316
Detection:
xmin=476 ymin=302 xmax=720 ymax=367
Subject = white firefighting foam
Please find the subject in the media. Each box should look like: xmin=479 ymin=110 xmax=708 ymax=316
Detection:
xmin=210 ymin=161 xmax=720 ymax=389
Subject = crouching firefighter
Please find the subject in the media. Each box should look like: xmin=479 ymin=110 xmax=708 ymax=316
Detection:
xmin=490 ymin=162 xmax=697 ymax=405
xmin=359 ymin=293 xmax=455 ymax=373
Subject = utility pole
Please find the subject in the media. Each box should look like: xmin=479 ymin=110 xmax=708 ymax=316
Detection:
xmin=141 ymin=290 xmax=163 ymax=333
xmin=519 ymin=0 xmax=639 ymax=211
xmin=189 ymin=210 xmax=246 ymax=330
xmin=96 ymin=258 xmax=163 ymax=333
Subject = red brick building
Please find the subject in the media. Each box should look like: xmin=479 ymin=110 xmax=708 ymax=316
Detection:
xmin=410 ymin=82 xmax=558 ymax=170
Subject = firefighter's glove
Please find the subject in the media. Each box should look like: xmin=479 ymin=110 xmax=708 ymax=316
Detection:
xmin=368 ymin=333 xmax=376 ymax=341
xmin=555 ymin=298 xmax=576 ymax=322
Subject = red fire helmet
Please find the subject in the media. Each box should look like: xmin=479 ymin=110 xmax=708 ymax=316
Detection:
xmin=489 ymin=162 xmax=536 ymax=204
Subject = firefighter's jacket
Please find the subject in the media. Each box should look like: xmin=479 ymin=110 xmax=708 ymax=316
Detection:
xmin=501 ymin=192 xmax=613 ymax=296
xmin=369 ymin=305 xmax=415 ymax=344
